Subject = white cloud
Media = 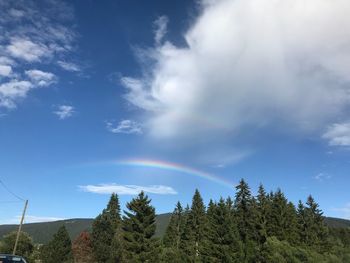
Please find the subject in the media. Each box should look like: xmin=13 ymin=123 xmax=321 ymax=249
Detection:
xmin=1 ymin=215 xmax=65 ymax=225
xmin=0 ymin=70 xmax=56 ymax=109
xmin=79 ymin=183 xmax=177 ymax=195
xmin=0 ymin=56 xmax=15 ymax=66
xmin=0 ymin=0 xmax=78 ymax=110
xmin=106 ymin=120 xmax=143 ymax=134
xmin=313 ymin=172 xmax=332 ymax=182
xmin=0 ymin=65 xmax=12 ymax=77
xmin=154 ymin=16 xmax=169 ymax=45
xmin=6 ymin=37 xmax=51 ymax=62
xmin=322 ymin=122 xmax=350 ymax=146
xmin=23 ymin=215 xmax=65 ymax=223
xmin=57 ymin=61 xmax=81 ymax=72
xmin=9 ymin=8 xmax=25 ymax=19
xmin=122 ymin=0 xmax=350 ymax=144
xmin=0 ymin=80 xmax=33 ymax=109
xmin=25 ymin=69 xmax=56 ymax=87
xmin=333 ymin=203 xmax=350 ymax=219
xmin=53 ymin=105 xmax=75 ymax=120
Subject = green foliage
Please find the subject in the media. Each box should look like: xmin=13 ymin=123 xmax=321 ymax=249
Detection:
xmin=0 ymin=231 xmax=34 ymax=260
xmin=91 ymin=193 xmax=122 ymax=263
xmin=202 ymin=198 xmax=243 ymax=262
xmin=234 ymin=179 xmax=258 ymax=262
xmin=0 ymin=219 xmax=93 ymax=244
xmin=163 ymin=201 xmax=184 ymax=249
xmin=180 ymin=189 xmax=207 ymax=262
xmin=122 ymin=191 xmax=160 ymax=262
xmin=41 ymin=225 xmax=73 ymax=263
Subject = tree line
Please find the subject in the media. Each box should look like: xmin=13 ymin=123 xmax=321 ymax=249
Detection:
xmin=1 ymin=179 xmax=350 ymax=262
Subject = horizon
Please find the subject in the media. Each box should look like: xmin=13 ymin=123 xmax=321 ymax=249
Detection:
xmin=1 ymin=0 xmax=350 ymax=225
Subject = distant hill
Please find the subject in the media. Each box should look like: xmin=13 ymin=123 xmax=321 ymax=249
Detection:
xmin=0 ymin=213 xmax=172 ymax=244
xmin=0 ymin=218 xmax=94 ymax=244
xmin=1 ymin=214 xmax=348 ymax=244
xmin=324 ymin=217 xmax=350 ymax=228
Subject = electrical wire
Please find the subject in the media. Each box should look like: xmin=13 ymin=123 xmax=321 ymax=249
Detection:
xmin=0 ymin=178 xmax=25 ymax=202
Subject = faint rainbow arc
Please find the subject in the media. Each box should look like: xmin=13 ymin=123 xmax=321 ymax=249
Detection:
xmin=115 ymin=159 xmax=234 ymax=188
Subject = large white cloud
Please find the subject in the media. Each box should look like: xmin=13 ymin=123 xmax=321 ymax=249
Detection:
xmin=122 ymin=0 xmax=350 ymax=143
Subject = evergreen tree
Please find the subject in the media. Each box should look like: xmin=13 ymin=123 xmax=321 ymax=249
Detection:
xmin=256 ymin=184 xmax=268 ymax=246
xmin=180 ymin=189 xmax=207 ymax=262
xmin=163 ymin=201 xmax=184 ymax=248
xmin=41 ymin=225 xmax=73 ymax=263
xmin=203 ymin=198 xmax=243 ymax=262
xmin=255 ymin=184 xmax=270 ymax=262
xmin=122 ymin=191 xmax=160 ymax=262
xmin=266 ymin=189 xmax=298 ymax=244
xmin=303 ymin=195 xmax=328 ymax=250
xmin=162 ymin=202 xmax=186 ymax=262
xmin=234 ymin=179 xmax=257 ymax=262
xmin=91 ymin=193 xmax=122 ymax=263
xmin=285 ymin=201 xmax=299 ymax=244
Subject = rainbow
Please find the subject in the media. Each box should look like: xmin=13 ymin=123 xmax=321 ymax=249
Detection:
xmin=115 ymin=159 xmax=234 ymax=188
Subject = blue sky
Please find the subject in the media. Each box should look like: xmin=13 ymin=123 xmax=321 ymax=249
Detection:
xmin=1 ymin=0 xmax=350 ymax=224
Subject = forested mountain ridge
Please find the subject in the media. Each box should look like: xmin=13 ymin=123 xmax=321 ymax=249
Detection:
xmin=0 ymin=214 xmax=348 ymax=245
xmin=0 ymin=213 xmax=172 ymax=244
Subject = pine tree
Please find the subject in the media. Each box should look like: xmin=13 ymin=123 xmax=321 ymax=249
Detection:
xmin=303 ymin=195 xmax=328 ymax=250
xmin=203 ymin=198 xmax=243 ymax=262
xmin=162 ymin=202 xmax=185 ymax=262
xmin=180 ymin=189 xmax=207 ymax=262
xmin=122 ymin=191 xmax=160 ymax=262
xmin=41 ymin=225 xmax=73 ymax=263
xmin=297 ymin=200 xmax=307 ymax=244
xmin=234 ymin=179 xmax=257 ymax=262
xmin=91 ymin=193 xmax=122 ymax=263
xmin=268 ymin=189 xmax=299 ymax=244
xmin=163 ymin=201 xmax=184 ymax=248
xmin=256 ymin=184 xmax=268 ymax=246
xmin=255 ymin=184 xmax=270 ymax=262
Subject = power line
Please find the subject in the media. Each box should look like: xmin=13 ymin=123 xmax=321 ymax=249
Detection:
xmin=0 ymin=200 xmax=23 ymax=204
xmin=0 ymin=178 xmax=25 ymax=202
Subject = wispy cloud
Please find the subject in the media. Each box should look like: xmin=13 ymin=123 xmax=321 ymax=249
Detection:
xmin=1 ymin=215 xmax=65 ymax=224
xmin=313 ymin=172 xmax=332 ymax=182
xmin=57 ymin=61 xmax=81 ymax=72
xmin=6 ymin=37 xmax=52 ymax=62
xmin=79 ymin=183 xmax=177 ymax=195
xmin=323 ymin=122 xmax=350 ymax=146
xmin=25 ymin=69 xmax=56 ymax=87
xmin=0 ymin=0 xmax=78 ymax=110
xmin=24 ymin=215 xmax=65 ymax=224
xmin=54 ymin=105 xmax=75 ymax=120
xmin=153 ymin=15 xmax=168 ymax=45
xmin=106 ymin=120 xmax=143 ymax=135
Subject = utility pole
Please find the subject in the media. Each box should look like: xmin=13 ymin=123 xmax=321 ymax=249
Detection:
xmin=13 ymin=199 xmax=28 ymax=255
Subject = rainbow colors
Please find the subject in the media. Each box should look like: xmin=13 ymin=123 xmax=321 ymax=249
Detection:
xmin=115 ymin=158 xmax=234 ymax=188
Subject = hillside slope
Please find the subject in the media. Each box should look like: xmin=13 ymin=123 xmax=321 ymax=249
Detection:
xmin=1 ymin=214 xmax=348 ymax=244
